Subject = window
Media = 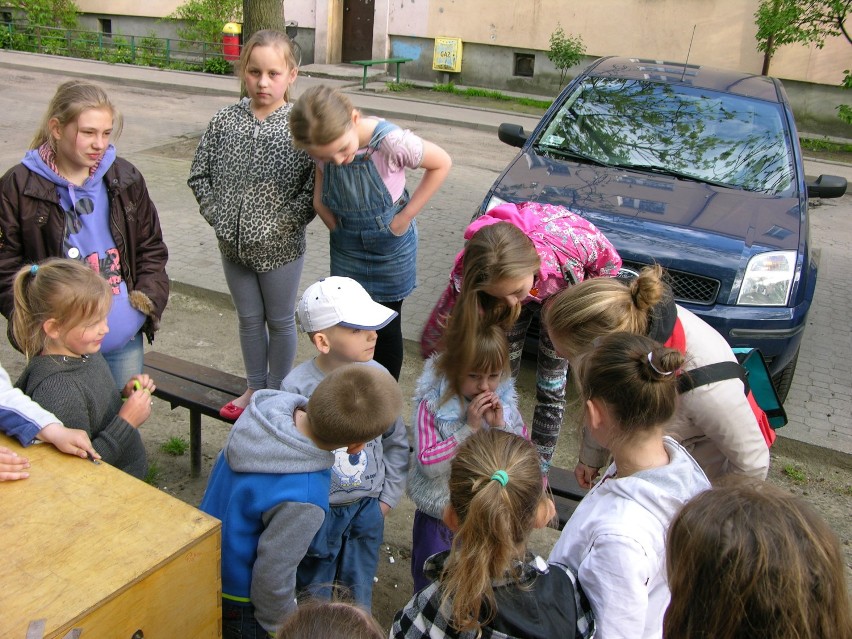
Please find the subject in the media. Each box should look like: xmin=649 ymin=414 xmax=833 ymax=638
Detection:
xmin=1 ymin=12 xmax=12 ymax=25
xmin=513 ymin=53 xmax=535 ymax=77
xmin=98 ymin=18 xmax=112 ymax=37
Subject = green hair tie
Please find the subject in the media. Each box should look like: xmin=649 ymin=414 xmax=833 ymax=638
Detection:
xmin=490 ymin=470 xmax=509 ymax=486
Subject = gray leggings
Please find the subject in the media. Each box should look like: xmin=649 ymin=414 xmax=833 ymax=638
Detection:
xmin=221 ymin=255 xmax=304 ymax=392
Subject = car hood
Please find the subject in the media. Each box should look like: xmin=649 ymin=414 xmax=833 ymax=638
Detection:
xmin=492 ymin=151 xmax=803 ymax=300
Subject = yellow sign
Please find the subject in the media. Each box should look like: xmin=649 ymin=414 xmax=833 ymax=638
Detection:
xmin=433 ymin=37 xmax=462 ymax=73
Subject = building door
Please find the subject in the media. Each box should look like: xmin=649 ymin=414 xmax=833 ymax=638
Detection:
xmin=342 ymin=0 xmax=374 ymax=62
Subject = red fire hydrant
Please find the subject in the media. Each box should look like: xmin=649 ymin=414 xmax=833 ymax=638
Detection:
xmin=222 ymin=22 xmax=242 ymax=61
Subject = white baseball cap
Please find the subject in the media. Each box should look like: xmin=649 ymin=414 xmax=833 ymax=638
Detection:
xmin=297 ymin=277 xmax=398 ymax=332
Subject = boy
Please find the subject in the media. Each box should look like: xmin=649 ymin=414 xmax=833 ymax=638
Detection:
xmin=282 ymin=276 xmax=410 ymax=609
xmin=200 ymin=363 xmax=403 ymax=636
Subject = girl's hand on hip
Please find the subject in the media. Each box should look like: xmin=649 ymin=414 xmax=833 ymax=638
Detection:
xmin=389 ymin=215 xmax=411 ymax=237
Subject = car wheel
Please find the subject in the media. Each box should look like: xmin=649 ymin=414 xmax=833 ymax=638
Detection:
xmin=772 ymin=348 xmax=799 ymax=404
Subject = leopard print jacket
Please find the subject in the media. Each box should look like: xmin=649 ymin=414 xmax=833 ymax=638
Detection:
xmin=188 ymin=98 xmax=315 ymax=272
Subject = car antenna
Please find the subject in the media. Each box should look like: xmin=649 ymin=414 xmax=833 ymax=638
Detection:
xmin=682 ymin=25 xmax=697 ymax=81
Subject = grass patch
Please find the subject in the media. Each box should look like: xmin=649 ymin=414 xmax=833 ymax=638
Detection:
xmin=431 ymin=83 xmax=552 ymax=110
xmin=160 ymin=436 xmax=189 ymax=456
xmin=800 ymin=137 xmax=852 ymax=155
xmin=783 ymin=464 xmax=807 ymax=483
xmin=144 ymin=461 xmax=161 ymax=485
xmin=385 ymin=81 xmax=415 ymax=92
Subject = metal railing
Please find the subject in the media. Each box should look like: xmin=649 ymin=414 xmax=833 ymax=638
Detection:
xmin=0 ymin=23 xmax=233 ymax=74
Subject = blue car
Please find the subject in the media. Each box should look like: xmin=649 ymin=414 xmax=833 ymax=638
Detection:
xmin=481 ymin=56 xmax=847 ymax=402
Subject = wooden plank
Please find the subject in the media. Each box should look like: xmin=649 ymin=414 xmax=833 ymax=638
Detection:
xmin=0 ymin=434 xmax=221 ymax=638
xmin=143 ymin=366 xmax=237 ymax=421
xmin=144 ymin=351 xmax=244 ymax=397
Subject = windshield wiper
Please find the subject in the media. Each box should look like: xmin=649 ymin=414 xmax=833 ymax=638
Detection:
xmin=533 ymin=143 xmax=608 ymax=166
xmin=608 ymin=163 xmax=740 ymax=189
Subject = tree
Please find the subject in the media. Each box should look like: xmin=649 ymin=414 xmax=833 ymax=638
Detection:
xmin=754 ymin=0 xmax=851 ymax=75
xmin=169 ymin=0 xmax=242 ymax=44
xmin=242 ymin=0 xmax=284 ymax=44
xmin=13 ymin=0 xmax=79 ymax=28
xmin=546 ymin=24 xmax=586 ymax=87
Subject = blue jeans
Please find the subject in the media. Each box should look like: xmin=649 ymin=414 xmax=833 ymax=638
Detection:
xmin=296 ymin=497 xmax=384 ymax=609
xmin=102 ymin=331 xmax=143 ymax=389
xmin=222 ymin=600 xmax=269 ymax=639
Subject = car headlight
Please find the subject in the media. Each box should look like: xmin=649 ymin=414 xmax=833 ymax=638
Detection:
xmin=737 ymin=251 xmax=796 ymax=306
xmin=484 ymin=194 xmax=508 ymax=213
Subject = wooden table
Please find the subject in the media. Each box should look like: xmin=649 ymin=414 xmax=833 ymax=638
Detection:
xmin=0 ymin=435 xmax=222 ymax=638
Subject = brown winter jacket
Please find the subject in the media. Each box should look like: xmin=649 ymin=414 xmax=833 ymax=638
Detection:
xmin=0 ymin=157 xmax=169 ymax=345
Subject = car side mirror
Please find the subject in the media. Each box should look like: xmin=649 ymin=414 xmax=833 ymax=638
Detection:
xmin=807 ymin=174 xmax=847 ymax=199
xmin=498 ymin=123 xmax=528 ymax=148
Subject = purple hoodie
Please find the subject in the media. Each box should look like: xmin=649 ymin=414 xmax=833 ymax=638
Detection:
xmin=22 ymin=145 xmax=144 ymax=352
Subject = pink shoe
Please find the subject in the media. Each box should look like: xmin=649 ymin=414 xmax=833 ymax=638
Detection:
xmin=219 ymin=401 xmax=245 ymax=421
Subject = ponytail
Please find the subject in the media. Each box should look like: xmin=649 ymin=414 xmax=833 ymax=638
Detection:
xmin=544 ymin=264 xmax=667 ymax=358
xmin=575 ymin=332 xmax=685 ymax=435
xmin=440 ymin=429 xmax=546 ymax=633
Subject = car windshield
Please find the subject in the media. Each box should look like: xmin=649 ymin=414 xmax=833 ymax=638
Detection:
xmin=537 ymin=77 xmax=795 ymax=194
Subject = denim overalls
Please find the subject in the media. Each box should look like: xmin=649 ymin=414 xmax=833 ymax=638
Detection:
xmin=322 ymin=120 xmax=418 ymax=303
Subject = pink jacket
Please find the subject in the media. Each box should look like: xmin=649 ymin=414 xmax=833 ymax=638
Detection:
xmin=450 ymin=202 xmax=622 ymax=302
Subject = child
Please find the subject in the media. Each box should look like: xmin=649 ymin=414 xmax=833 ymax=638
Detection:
xmin=189 ymin=29 xmax=315 ymax=421
xmin=281 ymin=276 xmax=409 ymax=609
xmin=543 ymin=264 xmax=770 ymax=485
xmin=548 ymin=332 xmax=711 ymax=639
xmin=393 ymin=429 xmax=594 ymax=639
xmin=408 ymin=322 xmax=527 ymax=592
xmin=422 ymin=201 xmax=621 ymax=474
xmin=200 ymin=363 xmax=403 ymax=637
xmin=289 ymin=84 xmax=452 ymax=380
xmin=665 ymin=481 xmax=852 ymax=639
xmin=663 ymin=478 xmax=852 ymax=639
xmin=1 ymin=358 xmax=99 ymax=481
xmin=0 ymin=80 xmax=169 ymax=388
xmin=12 ymin=259 xmax=153 ymax=479
xmin=277 ymin=598 xmax=385 ymax=639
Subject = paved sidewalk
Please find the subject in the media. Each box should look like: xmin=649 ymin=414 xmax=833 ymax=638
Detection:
xmin=2 ymin=50 xmax=850 ymax=456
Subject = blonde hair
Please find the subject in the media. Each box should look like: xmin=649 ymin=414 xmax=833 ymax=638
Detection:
xmin=306 ymin=364 xmax=402 ymax=447
xmin=289 ymin=84 xmax=356 ymax=149
xmin=441 ymin=429 xmax=548 ymax=633
xmin=30 ymin=80 xmax=122 ymax=150
xmin=277 ymin=597 xmax=384 ymax=639
xmin=441 ymin=222 xmax=540 ymax=378
xmin=12 ymin=258 xmax=112 ymax=359
xmin=665 ymin=480 xmax=852 ymax=639
xmin=544 ymin=264 xmax=667 ymax=358
xmin=435 ymin=322 xmax=510 ymax=406
xmin=238 ymin=29 xmax=299 ymax=103
xmin=574 ymin=332 xmax=684 ymax=437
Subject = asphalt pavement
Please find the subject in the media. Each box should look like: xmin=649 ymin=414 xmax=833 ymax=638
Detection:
xmin=1 ymin=49 xmax=850 ymax=457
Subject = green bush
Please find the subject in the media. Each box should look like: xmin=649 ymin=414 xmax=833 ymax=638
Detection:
xmin=203 ymin=55 xmax=232 ymax=75
xmin=104 ymin=34 xmax=134 ymax=64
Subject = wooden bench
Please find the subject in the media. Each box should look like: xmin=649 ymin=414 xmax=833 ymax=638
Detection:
xmin=144 ymin=351 xmax=243 ymax=477
xmin=350 ymin=57 xmax=413 ymax=89
xmin=548 ymin=465 xmax=588 ymax=529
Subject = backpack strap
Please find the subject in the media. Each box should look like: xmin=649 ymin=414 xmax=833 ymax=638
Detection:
xmin=677 ymin=361 xmax=747 ymax=394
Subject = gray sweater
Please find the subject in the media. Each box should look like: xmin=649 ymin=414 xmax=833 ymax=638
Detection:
xmin=281 ymin=358 xmax=410 ymax=508
xmin=15 ymin=353 xmax=147 ymax=478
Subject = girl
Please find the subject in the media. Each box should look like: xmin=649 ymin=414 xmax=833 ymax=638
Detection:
xmin=277 ymin=598 xmax=385 ymax=639
xmin=1 ymin=357 xmax=99 ymax=481
xmin=665 ymin=481 xmax=852 ymax=639
xmin=189 ymin=29 xmax=314 ymax=421
xmin=289 ymin=84 xmax=452 ymax=380
xmin=12 ymin=259 xmax=154 ymax=479
xmin=543 ymin=264 xmax=771 ymax=485
xmin=548 ymin=332 xmax=711 ymax=639
xmin=408 ymin=323 xmax=527 ymax=592
xmin=423 ymin=201 xmax=621 ymax=473
xmin=0 ymin=80 xmax=169 ymax=388
xmin=394 ymin=428 xmax=594 ymax=639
